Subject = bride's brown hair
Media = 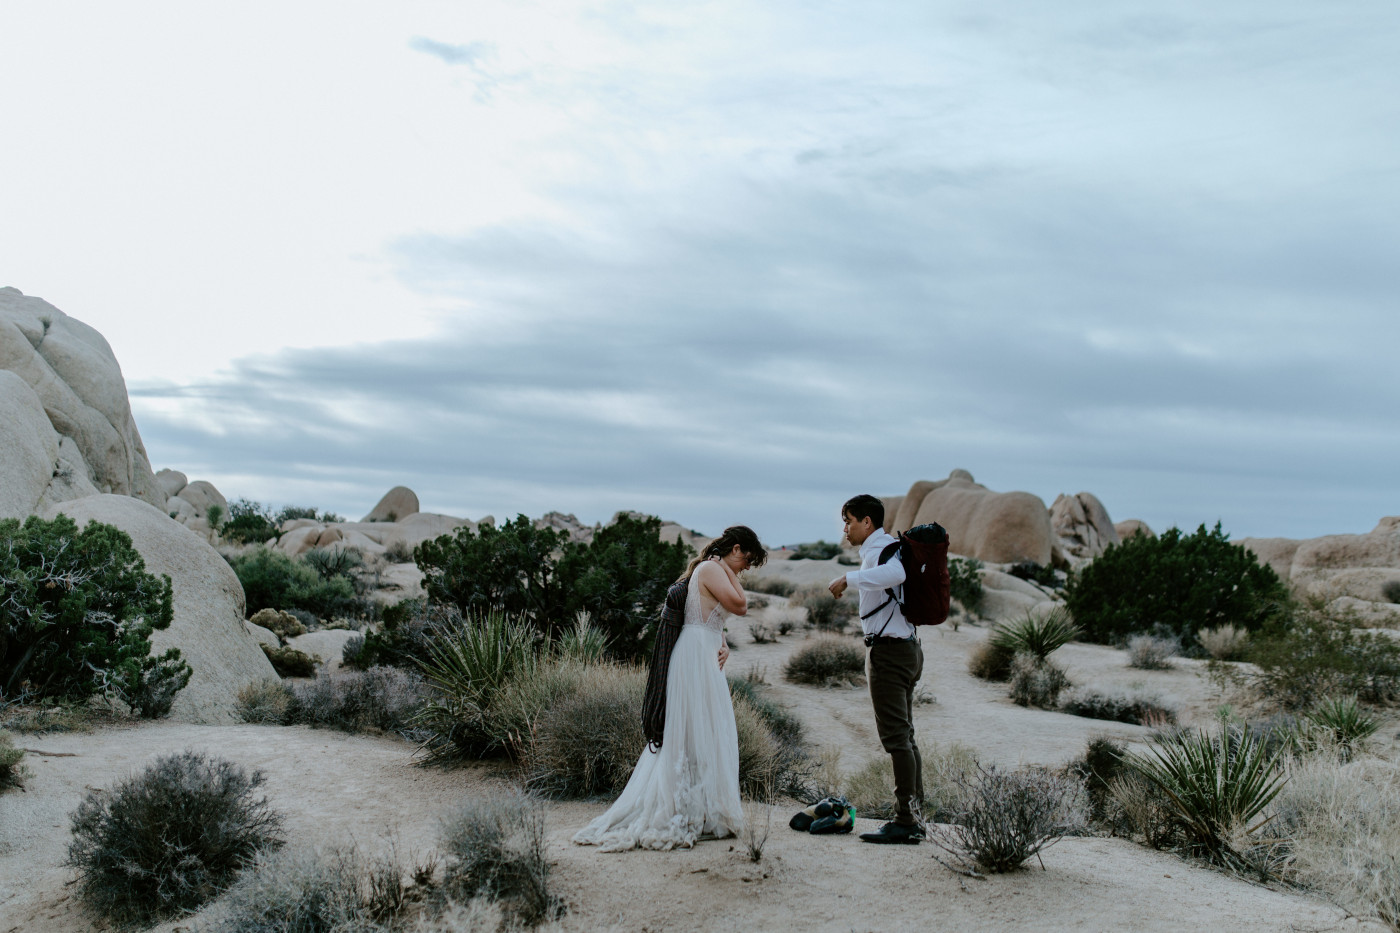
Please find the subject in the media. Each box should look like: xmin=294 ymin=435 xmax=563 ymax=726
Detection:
xmin=679 ymin=525 xmax=767 ymax=582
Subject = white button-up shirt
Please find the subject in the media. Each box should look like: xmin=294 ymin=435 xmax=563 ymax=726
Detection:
xmin=844 ymin=529 xmax=914 ymax=639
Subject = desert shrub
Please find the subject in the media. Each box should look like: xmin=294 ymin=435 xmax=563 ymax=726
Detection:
xmin=741 ymin=576 xmax=796 ymax=597
xmin=949 ymin=557 xmax=985 ymax=613
xmin=728 ymin=675 xmax=804 ymax=750
xmin=415 ymin=611 xmax=540 ymax=760
xmin=1068 ymin=736 xmax=1128 ymax=825
xmin=967 ymin=639 xmax=1016 ymax=682
xmin=1271 ymin=756 xmax=1400 ymax=927
xmin=728 ymin=677 xmax=809 ymax=798
xmin=261 ymin=643 xmax=321 ymax=678
xmin=774 ymin=611 xmax=800 ymax=636
xmin=749 ymin=622 xmax=776 ymax=644
xmin=789 ymin=540 xmax=841 ymax=560
xmin=1127 ymin=634 xmax=1178 ymax=670
xmin=439 ymin=793 xmax=563 ymax=926
xmin=1383 ymin=580 xmax=1400 ymax=605
xmin=1108 ymin=771 xmax=1179 ymax=848
xmin=0 ymin=699 xmax=106 ymax=734
xmin=1247 ymin=598 xmax=1400 ymax=709
xmin=1300 ymin=695 xmax=1379 ymax=762
xmin=290 ymin=667 xmax=425 ymax=736
xmin=554 ymin=613 xmax=609 ymax=665
xmin=1009 ymin=561 xmax=1060 ymax=589
xmin=522 ymin=663 xmax=644 ymax=797
xmin=1 ymin=732 xmax=26 ymax=792
xmin=937 ymin=764 xmax=1088 ymax=872
xmin=990 ymin=608 xmax=1080 ymax=661
xmin=1008 ymin=653 xmax=1070 ymax=709
xmin=1122 ymin=726 xmax=1287 ymax=866
xmin=1199 ymin=624 xmax=1250 ymax=661
xmin=237 ymin=679 xmax=296 ymax=724
xmin=250 ymin=607 xmax=308 ymax=640
xmin=1061 ymin=688 xmax=1177 ymax=726
xmin=1064 ymin=522 xmax=1289 ymax=648
xmin=419 ymin=513 xmax=691 ymax=659
xmin=223 ymin=498 xmax=279 ymax=544
xmin=383 ymin=538 xmax=414 ymax=563
xmin=789 ymin=584 xmax=858 ymax=632
xmin=842 ymin=742 xmax=979 ymax=822
xmin=231 ymin=549 xmax=357 ymax=620
xmin=274 ymin=504 xmax=345 ymax=525
xmin=784 ymin=637 xmax=865 ymax=686
xmin=347 ymin=598 xmax=437 ymax=670
xmin=304 ymin=546 xmax=364 ymax=582
xmin=67 ymin=750 xmax=284 ymax=922
xmin=1 ymin=513 xmax=190 ymax=715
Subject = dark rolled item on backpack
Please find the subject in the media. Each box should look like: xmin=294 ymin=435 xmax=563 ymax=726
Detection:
xmin=641 ymin=577 xmax=690 ymax=751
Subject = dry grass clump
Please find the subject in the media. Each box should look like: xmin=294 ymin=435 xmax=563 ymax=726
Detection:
xmin=789 ymin=584 xmax=858 ymax=632
xmin=841 ymin=742 xmax=979 ymax=822
xmin=66 ymin=750 xmax=284 ymax=923
xmin=261 ymin=643 xmax=321 ymax=678
xmin=1198 ymin=624 xmax=1250 ymax=661
xmin=784 ymin=637 xmax=865 ymax=686
xmin=1008 ymin=653 xmax=1070 ymax=709
xmin=249 ymin=608 xmax=308 ymax=640
xmin=749 ymin=622 xmax=776 ymax=644
xmin=936 ymin=764 xmax=1088 ymax=873
xmin=291 ymin=667 xmax=425 ymax=735
xmin=967 ymin=639 xmax=1016 ymax=682
xmin=1272 ymin=756 xmax=1400 ymax=927
xmin=236 ymin=679 xmax=296 ymax=724
xmin=1061 ymin=688 xmax=1178 ymax=726
xmin=1127 ymin=634 xmax=1178 ymax=670
xmin=522 ymin=663 xmax=645 ymax=798
xmin=740 ymin=575 xmax=797 ymax=597
xmin=439 ymin=793 xmax=563 ymax=927
xmin=0 ymin=732 xmax=26 ymax=791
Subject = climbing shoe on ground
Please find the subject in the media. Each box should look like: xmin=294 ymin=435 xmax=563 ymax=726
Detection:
xmin=789 ymin=795 xmax=849 ymax=832
xmin=809 ymin=803 xmax=856 ymax=835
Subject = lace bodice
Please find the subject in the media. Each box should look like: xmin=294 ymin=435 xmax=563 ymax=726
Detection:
xmin=686 ymin=569 xmax=729 ymax=634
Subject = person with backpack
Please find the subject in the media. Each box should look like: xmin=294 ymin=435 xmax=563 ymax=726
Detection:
xmin=828 ymin=493 xmax=940 ymax=844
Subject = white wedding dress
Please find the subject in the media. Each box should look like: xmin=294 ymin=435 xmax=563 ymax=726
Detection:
xmin=572 ymin=571 xmax=744 ymax=851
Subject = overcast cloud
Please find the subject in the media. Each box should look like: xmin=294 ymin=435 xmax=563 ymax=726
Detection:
xmin=6 ymin=1 xmax=1398 ymax=545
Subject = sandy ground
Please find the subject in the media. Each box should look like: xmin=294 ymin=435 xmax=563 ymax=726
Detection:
xmin=4 ymin=610 xmax=1398 ymax=933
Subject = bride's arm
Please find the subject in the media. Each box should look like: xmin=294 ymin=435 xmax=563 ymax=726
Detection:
xmin=698 ymin=559 xmax=748 ymax=615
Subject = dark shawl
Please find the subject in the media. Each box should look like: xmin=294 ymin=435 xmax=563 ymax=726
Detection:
xmin=641 ymin=577 xmax=689 ymax=751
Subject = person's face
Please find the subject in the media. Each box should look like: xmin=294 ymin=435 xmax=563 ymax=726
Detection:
xmin=842 ymin=511 xmax=876 ymax=547
xmin=722 ymin=544 xmax=753 ymax=573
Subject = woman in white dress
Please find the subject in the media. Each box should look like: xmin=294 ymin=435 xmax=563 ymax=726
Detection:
xmin=573 ymin=526 xmax=767 ymax=852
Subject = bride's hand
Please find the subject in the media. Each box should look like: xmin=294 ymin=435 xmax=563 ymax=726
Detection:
xmin=718 ymin=642 xmax=730 ymax=669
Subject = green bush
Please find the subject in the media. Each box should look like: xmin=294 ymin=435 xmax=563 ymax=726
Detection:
xmin=1009 ymin=561 xmax=1060 ymax=589
xmin=950 ymin=557 xmax=985 ymax=612
xmin=439 ymin=794 xmax=563 ymax=926
xmin=784 ymin=637 xmax=865 ymax=685
xmin=222 ymin=498 xmax=279 ymax=545
xmin=1068 ymin=736 xmax=1129 ymax=826
xmin=990 ymin=608 xmax=1080 ymax=661
xmin=1301 ymin=695 xmax=1379 ymax=761
xmin=274 ymin=504 xmax=345 ymax=525
xmin=260 ymin=644 xmax=320 ymax=678
xmin=1065 ymin=522 xmax=1289 ymax=648
xmin=416 ymin=513 xmax=691 ymax=658
xmin=1248 ymin=598 xmax=1400 ymax=709
xmin=789 ymin=540 xmax=841 ymax=560
xmin=66 ymin=750 xmax=284 ymax=922
xmin=1 ymin=514 xmax=190 ymax=715
xmin=345 ymin=598 xmax=435 ymax=670
xmin=303 ymin=546 xmax=363 ymax=582
xmin=1 ymin=732 xmax=26 ymax=792
xmin=1382 ymin=580 xmax=1400 ymax=604
xmin=1123 ymin=726 xmax=1287 ymax=867
xmin=230 ymin=549 xmax=357 ymax=620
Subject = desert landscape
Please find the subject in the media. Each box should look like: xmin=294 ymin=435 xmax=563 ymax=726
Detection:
xmin=5 ymin=288 xmax=1400 ymax=932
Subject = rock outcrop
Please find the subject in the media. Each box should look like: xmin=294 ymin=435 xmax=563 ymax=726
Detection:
xmin=39 ymin=494 xmax=277 ymax=723
xmin=0 ymin=370 xmax=61 ymax=520
xmin=0 ymin=288 xmax=164 ymax=508
xmin=1051 ymin=492 xmax=1120 ymax=562
xmin=1114 ymin=519 xmax=1154 ymax=541
xmin=1238 ymin=517 xmax=1400 ymax=611
xmin=362 ymin=486 xmax=420 ymax=523
xmin=889 ymin=470 xmax=1054 ymax=565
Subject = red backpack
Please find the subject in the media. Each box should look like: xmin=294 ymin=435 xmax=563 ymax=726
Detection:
xmin=864 ymin=522 xmax=951 ymax=628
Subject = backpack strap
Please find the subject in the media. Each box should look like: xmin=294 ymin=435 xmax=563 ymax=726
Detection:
xmin=859 ymin=539 xmax=905 ymax=638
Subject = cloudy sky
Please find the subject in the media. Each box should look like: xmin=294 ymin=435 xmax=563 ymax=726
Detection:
xmin=3 ymin=1 xmax=1397 ymax=546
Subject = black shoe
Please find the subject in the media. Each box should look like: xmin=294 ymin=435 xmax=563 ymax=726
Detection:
xmin=790 ymin=796 xmax=847 ymax=832
xmin=809 ymin=804 xmax=855 ymax=835
xmin=859 ymin=821 xmax=924 ymax=845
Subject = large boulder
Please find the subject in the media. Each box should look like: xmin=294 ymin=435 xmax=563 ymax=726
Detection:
xmin=897 ymin=470 xmax=1054 ymax=565
xmin=154 ymin=468 xmax=189 ymax=499
xmin=1050 ymin=492 xmax=1120 ymax=562
xmin=39 ymin=494 xmax=277 ymax=723
xmin=1114 ymin=519 xmax=1154 ymax=541
xmin=1238 ymin=517 xmax=1400 ymax=602
xmin=362 ymin=486 xmax=419 ymax=523
xmin=0 ymin=370 xmax=61 ymax=520
xmin=0 ymin=288 xmax=164 ymax=508
xmin=171 ymin=479 xmax=228 ymax=520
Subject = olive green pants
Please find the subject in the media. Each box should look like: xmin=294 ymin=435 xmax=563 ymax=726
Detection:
xmin=867 ymin=638 xmax=925 ymax=825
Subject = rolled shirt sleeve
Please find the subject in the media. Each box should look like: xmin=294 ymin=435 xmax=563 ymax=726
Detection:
xmin=846 ymin=558 xmax=905 ymax=592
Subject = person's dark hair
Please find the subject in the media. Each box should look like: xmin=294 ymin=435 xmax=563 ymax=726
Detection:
xmin=680 ymin=525 xmax=768 ymax=581
xmin=841 ymin=494 xmax=885 ymax=531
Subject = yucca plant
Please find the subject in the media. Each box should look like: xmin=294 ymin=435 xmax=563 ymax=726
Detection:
xmin=1302 ymin=695 xmax=1379 ymax=762
xmin=990 ymin=608 xmax=1081 ymax=661
xmin=1124 ymin=726 xmax=1287 ymax=867
xmin=414 ymin=611 xmax=539 ymax=761
xmin=555 ymin=612 xmax=608 ymax=665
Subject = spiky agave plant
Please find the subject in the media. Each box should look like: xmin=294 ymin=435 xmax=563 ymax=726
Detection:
xmin=1124 ymin=726 xmax=1287 ymax=868
xmin=990 ymin=607 xmax=1081 ymax=661
xmin=1303 ymin=695 xmax=1379 ymax=761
